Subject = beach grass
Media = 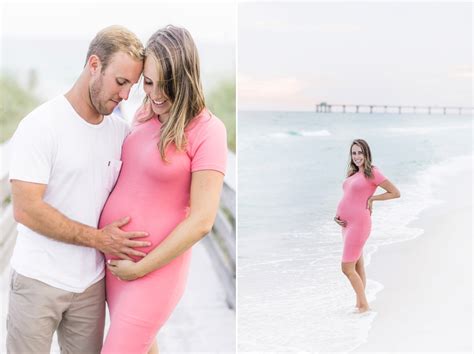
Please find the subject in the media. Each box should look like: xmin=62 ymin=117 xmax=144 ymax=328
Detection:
xmin=206 ymin=78 xmax=236 ymax=152
xmin=0 ymin=74 xmax=236 ymax=152
xmin=0 ymin=74 xmax=41 ymax=144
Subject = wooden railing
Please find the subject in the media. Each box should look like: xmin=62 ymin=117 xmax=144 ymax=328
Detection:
xmin=0 ymin=141 xmax=236 ymax=309
xmin=0 ymin=142 xmax=16 ymax=272
xmin=203 ymin=151 xmax=236 ymax=309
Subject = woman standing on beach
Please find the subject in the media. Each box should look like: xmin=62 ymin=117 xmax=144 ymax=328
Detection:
xmin=334 ymin=139 xmax=400 ymax=313
xmin=98 ymin=25 xmax=227 ymax=353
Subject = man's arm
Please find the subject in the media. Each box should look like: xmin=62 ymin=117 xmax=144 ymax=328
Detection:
xmin=11 ymin=180 xmax=150 ymax=260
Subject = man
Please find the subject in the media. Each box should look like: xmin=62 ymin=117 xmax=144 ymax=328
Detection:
xmin=7 ymin=26 xmax=149 ymax=353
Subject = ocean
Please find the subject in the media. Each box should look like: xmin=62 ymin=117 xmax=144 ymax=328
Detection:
xmin=237 ymin=111 xmax=473 ymax=352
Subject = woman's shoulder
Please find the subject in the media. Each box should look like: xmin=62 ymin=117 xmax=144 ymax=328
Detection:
xmin=185 ymin=109 xmax=227 ymax=157
xmin=187 ymin=109 xmax=226 ymax=137
xmin=370 ymin=165 xmax=387 ymax=184
xmin=370 ymin=165 xmax=383 ymax=174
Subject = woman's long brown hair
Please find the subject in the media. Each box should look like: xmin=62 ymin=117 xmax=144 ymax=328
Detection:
xmin=137 ymin=25 xmax=206 ymax=161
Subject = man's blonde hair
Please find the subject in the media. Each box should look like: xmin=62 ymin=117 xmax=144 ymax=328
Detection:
xmin=85 ymin=25 xmax=145 ymax=70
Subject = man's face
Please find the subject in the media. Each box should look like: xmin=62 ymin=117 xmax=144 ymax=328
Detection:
xmin=89 ymin=51 xmax=143 ymax=115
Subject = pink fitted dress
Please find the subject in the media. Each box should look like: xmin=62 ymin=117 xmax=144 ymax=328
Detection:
xmin=98 ymin=108 xmax=227 ymax=353
xmin=336 ymin=167 xmax=386 ymax=263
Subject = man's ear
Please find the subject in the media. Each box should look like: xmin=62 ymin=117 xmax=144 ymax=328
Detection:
xmin=86 ymin=54 xmax=102 ymax=75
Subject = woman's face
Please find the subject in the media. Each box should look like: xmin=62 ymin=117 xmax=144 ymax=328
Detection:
xmin=351 ymin=144 xmax=365 ymax=168
xmin=143 ymin=55 xmax=172 ymax=121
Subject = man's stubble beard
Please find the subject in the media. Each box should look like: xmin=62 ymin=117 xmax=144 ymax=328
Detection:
xmin=89 ymin=74 xmax=113 ymax=116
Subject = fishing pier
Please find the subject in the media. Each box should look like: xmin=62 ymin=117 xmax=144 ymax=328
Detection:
xmin=315 ymin=102 xmax=473 ymax=115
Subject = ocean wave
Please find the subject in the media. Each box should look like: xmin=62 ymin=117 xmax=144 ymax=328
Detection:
xmin=269 ymin=129 xmax=331 ymax=138
xmin=387 ymin=124 xmax=472 ymax=135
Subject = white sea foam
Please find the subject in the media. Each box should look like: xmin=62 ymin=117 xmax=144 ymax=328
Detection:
xmin=300 ymin=129 xmax=332 ymax=137
xmin=387 ymin=123 xmax=472 ymax=135
xmin=269 ymin=129 xmax=331 ymax=138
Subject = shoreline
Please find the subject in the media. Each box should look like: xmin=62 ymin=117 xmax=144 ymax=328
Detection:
xmin=354 ymin=158 xmax=472 ymax=352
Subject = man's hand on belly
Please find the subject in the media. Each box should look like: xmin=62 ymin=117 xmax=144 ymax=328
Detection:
xmin=95 ymin=216 xmax=151 ymax=260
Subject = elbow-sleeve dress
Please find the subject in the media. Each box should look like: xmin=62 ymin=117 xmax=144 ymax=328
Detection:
xmin=336 ymin=167 xmax=386 ymax=263
xmin=99 ymin=108 xmax=227 ymax=353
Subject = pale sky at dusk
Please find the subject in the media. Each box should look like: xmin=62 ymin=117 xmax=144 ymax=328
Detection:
xmin=238 ymin=1 xmax=472 ymax=111
xmin=1 ymin=0 xmax=235 ymax=44
xmin=0 ymin=0 xmax=235 ymax=96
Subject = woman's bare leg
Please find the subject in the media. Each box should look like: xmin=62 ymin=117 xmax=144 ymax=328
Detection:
xmin=354 ymin=255 xmax=367 ymax=308
xmin=355 ymin=255 xmax=366 ymax=289
xmin=342 ymin=261 xmax=370 ymax=313
xmin=148 ymin=340 xmax=159 ymax=354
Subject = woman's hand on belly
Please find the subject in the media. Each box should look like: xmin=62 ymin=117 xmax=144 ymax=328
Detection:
xmin=334 ymin=215 xmax=347 ymax=227
xmin=106 ymin=259 xmax=145 ymax=281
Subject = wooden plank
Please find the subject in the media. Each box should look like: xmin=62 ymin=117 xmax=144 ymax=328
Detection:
xmin=0 ymin=175 xmax=11 ymax=205
xmin=0 ymin=141 xmax=12 ymax=204
xmin=0 ymin=205 xmax=15 ymax=245
xmin=212 ymin=210 xmax=235 ymax=263
xmin=0 ymin=205 xmax=17 ymax=273
xmin=220 ymin=183 xmax=236 ymax=216
xmin=202 ymin=234 xmax=235 ymax=309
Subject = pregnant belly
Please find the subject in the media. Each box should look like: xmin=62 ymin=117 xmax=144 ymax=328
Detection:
xmin=336 ymin=198 xmax=370 ymax=222
xmin=99 ymin=192 xmax=187 ymax=261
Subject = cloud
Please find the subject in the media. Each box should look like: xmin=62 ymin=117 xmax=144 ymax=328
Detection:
xmin=238 ymin=75 xmax=311 ymax=110
xmin=313 ymin=23 xmax=362 ymax=33
xmin=250 ymin=21 xmax=361 ymax=34
xmin=448 ymin=65 xmax=473 ymax=79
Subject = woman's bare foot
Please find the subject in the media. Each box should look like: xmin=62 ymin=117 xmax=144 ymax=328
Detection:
xmin=358 ymin=305 xmax=370 ymax=313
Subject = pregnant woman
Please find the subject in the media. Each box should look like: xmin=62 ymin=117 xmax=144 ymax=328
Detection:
xmin=335 ymin=139 xmax=400 ymax=313
xmin=99 ymin=26 xmax=227 ymax=353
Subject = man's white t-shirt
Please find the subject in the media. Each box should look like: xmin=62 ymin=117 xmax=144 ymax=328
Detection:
xmin=9 ymin=95 xmax=130 ymax=292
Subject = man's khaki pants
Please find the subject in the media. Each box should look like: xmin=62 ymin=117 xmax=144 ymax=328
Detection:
xmin=6 ymin=270 xmax=105 ymax=354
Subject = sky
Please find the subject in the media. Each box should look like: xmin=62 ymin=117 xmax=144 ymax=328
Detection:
xmin=238 ymin=1 xmax=473 ymax=111
xmin=0 ymin=0 xmax=236 ymax=98
xmin=1 ymin=1 xmax=472 ymax=111
xmin=0 ymin=0 xmax=235 ymax=43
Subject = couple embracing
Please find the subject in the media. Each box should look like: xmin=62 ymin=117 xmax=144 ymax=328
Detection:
xmin=7 ymin=25 xmax=227 ymax=354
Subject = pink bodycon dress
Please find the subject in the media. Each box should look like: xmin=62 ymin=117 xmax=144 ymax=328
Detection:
xmin=336 ymin=167 xmax=386 ymax=263
xmin=99 ymin=108 xmax=227 ymax=353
